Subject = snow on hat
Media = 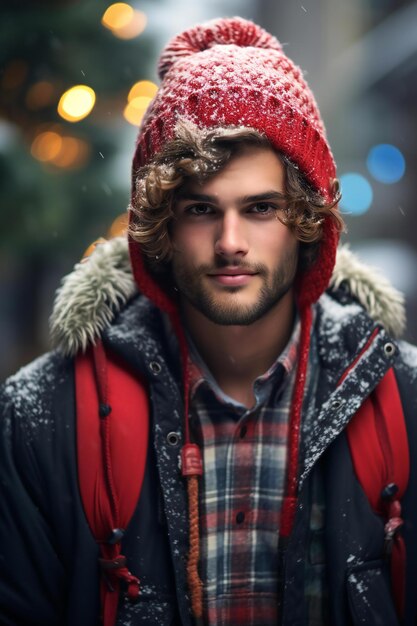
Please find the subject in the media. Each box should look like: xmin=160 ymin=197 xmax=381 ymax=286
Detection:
xmin=128 ymin=17 xmax=340 ymax=621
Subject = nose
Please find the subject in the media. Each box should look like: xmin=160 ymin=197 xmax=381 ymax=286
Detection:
xmin=214 ymin=211 xmax=249 ymax=258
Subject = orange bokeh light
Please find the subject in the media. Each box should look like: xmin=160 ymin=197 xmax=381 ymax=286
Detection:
xmin=108 ymin=213 xmax=128 ymax=238
xmin=82 ymin=238 xmax=108 ymax=260
xmin=128 ymin=80 xmax=158 ymax=101
xmin=102 ymin=3 xmax=133 ymax=30
xmin=123 ymin=96 xmax=152 ymax=126
xmin=102 ymin=3 xmax=146 ymax=39
xmin=31 ymin=130 xmax=91 ymax=169
xmin=26 ymin=81 xmax=56 ymax=110
xmin=31 ymin=131 xmax=63 ymax=162
xmin=52 ymin=137 xmax=91 ymax=169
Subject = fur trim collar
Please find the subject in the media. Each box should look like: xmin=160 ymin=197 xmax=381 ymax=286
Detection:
xmin=50 ymin=236 xmax=406 ymax=356
xmin=329 ymin=245 xmax=405 ymax=338
xmin=50 ymin=237 xmax=136 ymax=357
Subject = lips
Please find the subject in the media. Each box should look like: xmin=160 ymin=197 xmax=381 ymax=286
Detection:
xmin=207 ymin=268 xmax=258 ymax=286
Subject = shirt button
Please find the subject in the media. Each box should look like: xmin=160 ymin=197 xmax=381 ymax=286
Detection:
xmin=236 ymin=511 xmax=245 ymax=524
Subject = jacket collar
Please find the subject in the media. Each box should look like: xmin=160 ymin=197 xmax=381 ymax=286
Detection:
xmin=298 ymin=291 xmax=398 ymax=487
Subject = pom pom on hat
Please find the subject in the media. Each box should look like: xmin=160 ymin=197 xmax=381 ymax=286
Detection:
xmin=158 ymin=16 xmax=283 ymax=79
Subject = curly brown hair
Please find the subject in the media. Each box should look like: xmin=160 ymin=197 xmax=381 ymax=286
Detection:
xmin=129 ymin=119 xmax=343 ymax=272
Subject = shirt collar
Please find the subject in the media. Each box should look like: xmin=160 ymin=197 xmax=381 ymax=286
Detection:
xmin=187 ymin=316 xmax=301 ymax=407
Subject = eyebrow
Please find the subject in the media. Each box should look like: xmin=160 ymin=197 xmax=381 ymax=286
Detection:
xmin=177 ymin=191 xmax=287 ymax=204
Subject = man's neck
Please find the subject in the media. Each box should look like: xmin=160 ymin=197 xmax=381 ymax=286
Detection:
xmin=182 ymin=290 xmax=296 ymax=407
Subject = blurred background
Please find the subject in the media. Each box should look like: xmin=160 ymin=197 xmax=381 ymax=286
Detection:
xmin=1 ymin=0 xmax=416 ymax=381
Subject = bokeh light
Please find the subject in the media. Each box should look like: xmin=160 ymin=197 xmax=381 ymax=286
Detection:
xmin=31 ymin=130 xmax=90 ymax=169
xmin=115 ymin=10 xmax=147 ymax=39
xmin=57 ymin=85 xmax=96 ymax=122
xmin=108 ymin=213 xmax=128 ymax=238
xmin=52 ymin=137 xmax=91 ymax=169
xmin=339 ymin=173 xmax=373 ymax=215
xmin=102 ymin=3 xmax=147 ymax=39
xmin=26 ymin=81 xmax=56 ymax=110
xmin=123 ymin=96 xmax=152 ymax=125
xmin=102 ymin=2 xmax=133 ymax=29
xmin=31 ymin=131 xmax=63 ymax=162
xmin=82 ymin=238 xmax=108 ymax=260
xmin=128 ymin=80 xmax=158 ymax=101
xmin=366 ymin=144 xmax=406 ymax=184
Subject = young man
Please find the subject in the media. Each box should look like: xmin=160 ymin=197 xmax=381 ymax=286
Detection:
xmin=1 ymin=16 xmax=416 ymax=626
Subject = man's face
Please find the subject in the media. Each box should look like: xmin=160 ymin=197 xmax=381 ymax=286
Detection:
xmin=170 ymin=145 xmax=299 ymax=325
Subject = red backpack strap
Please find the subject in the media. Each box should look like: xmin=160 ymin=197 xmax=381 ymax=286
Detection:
xmin=75 ymin=340 xmax=149 ymax=626
xmin=346 ymin=367 xmax=409 ymax=618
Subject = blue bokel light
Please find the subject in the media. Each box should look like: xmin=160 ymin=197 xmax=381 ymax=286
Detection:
xmin=367 ymin=144 xmax=406 ymax=184
xmin=339 ymin=173 xmax=373 ymax=215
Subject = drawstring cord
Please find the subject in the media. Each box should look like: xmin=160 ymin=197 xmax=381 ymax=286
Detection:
xmin=172 ymin=313 xmax=205 ymax=622
xmin=280 ymin=304 xmax=313 ymax=537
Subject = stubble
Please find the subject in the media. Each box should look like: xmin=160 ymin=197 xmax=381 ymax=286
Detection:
xmin=171 ymin=249 xmax=298 ymax=325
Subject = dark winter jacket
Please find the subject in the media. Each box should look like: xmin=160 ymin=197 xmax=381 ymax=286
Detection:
xmin=1 ymin=238 xmax=416 ymax=626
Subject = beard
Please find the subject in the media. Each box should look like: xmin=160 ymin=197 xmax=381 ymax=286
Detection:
xmin=171 ymin=249 xmax=298 ymax=326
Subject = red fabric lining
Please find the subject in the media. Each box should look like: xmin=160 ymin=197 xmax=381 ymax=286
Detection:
xmin=76 ymin=346 xmax=149 ymax=532
xmin=346 ymin=368 xmax=409 ymax=511
xmin=76 ymin=346 xmax=149 ymax=626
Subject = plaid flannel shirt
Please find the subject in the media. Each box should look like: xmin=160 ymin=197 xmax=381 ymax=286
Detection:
xmin=187 ymin=319 xmax=323 ymax=625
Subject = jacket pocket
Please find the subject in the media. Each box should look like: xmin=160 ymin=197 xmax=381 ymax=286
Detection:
xmin=346 ymin=560 xmax=399 ymax=626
